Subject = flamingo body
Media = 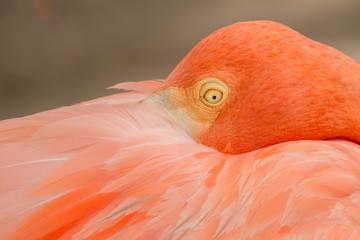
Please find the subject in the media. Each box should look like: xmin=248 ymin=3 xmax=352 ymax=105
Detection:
xmin=1 ymin=21 xmax=360 ymax=239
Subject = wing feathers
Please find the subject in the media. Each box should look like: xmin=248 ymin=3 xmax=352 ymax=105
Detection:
xmin=1 ymin=81 xmax=360 ymax=239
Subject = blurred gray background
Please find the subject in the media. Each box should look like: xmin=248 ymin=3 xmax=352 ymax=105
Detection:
xmin=1 ymin=0 xmax=359 ymax=120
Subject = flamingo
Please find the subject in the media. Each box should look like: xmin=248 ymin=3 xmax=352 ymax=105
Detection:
xmin=1 ymin=20 xmax=360 ymax=239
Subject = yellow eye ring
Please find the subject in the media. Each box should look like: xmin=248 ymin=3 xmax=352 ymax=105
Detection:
xmin=203 ymin=89 xmax=223 ymax=104
xmin=199 ymin=78 xmax=230 ymax=107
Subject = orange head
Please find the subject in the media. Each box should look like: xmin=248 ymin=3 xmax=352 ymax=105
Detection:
xmin=144 ymin=21 xmax=360 ymax=154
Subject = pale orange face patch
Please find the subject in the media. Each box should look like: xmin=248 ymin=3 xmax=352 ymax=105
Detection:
xmin=144 ymin=78 xmax=230 ymax=139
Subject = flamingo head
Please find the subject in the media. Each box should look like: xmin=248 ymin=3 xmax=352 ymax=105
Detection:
xmin=144 ymin=21 xmax=360 ymax=154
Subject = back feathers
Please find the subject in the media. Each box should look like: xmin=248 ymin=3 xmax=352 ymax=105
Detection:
xmin=1 ymin=81 xmax=360 ymax=239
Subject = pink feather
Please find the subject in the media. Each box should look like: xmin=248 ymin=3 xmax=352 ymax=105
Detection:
xmin=1 ymin=81 xmax=360 ymax=239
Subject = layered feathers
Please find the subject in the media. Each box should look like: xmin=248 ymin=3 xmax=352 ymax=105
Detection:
xmin=1 ymin=81 xmax=360 ymax=239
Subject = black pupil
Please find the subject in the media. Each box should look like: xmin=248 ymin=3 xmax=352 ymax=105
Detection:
xmin=212 ymin=95 xmax=216 ymax=100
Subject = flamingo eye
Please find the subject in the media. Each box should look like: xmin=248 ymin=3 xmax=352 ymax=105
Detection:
xmin=203 ymin=89 xmax=223 ymax=104
xmin=199 ymin=78 xmax=230 ymax=107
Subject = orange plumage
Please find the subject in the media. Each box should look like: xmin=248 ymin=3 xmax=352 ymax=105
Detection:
xmin=1 ymin=21 xmax=360 ymax=239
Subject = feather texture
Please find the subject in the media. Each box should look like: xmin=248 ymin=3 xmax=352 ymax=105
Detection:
xmin=1 ymin=81 xmax=360 ymax=239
